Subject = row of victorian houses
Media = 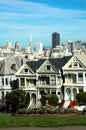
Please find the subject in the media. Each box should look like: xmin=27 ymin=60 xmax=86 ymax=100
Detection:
xmin=0 ymin=54 xmax=86 ymax=108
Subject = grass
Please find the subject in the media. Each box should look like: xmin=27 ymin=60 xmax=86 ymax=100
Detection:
xmin=0 ymin=114 xmax=86 ymax=128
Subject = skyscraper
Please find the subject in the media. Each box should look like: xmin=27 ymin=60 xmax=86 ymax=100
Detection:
xmin=52 ymin=32 xmax=60 ymax=48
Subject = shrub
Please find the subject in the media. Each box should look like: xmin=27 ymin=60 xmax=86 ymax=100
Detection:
xmin=17 ymin=108 xmax=26 ymax=114
xmin=76 ymin=92 xmax=86 ymax=105
xmin=40 ymin=97 xmax=45 ymax=106
xmin=5 ymin=89 xmax=26 ymax=113
xmin=39 ymin=107 xmax=47 ymax=114
xmin=59 ymin=108 xmax=78 ymax=114
xmin=48 ymin=94 xmax=59 ymax=106
xmin=0 ymin=103 xmax=6 ymax=113
xmin=46 ymin=108 xmax=54 ymax=114
xmin=26 ymin=109 xmax=34 ymax=114
xmin=53 ymin=108 xmax=61 ymax=114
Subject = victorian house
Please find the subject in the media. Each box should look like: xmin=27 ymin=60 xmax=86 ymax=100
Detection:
xmin=15 ymin=56 xmax=72 ymax=107
xmin=0 ymin=56 xmax=24 ymax=102
xmin=0 ymin=54 xmax=86 ymax=109
xmin=62 ymin=54 xmax=86 ymax=108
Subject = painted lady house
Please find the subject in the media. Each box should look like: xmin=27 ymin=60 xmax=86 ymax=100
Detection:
xmin=0 ymin=54 xmax=86 ymax=109
xmin=0 ymin=56 xmax=24 ymax=102
xmin=15 ymin=56 xmax=71 ymax=108
xmin=62 ymin=54 xmax=86 ymax=108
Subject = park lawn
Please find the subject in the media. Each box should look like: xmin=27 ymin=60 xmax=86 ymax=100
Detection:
xmin=0 ymin=114 xmax=86 ymax=128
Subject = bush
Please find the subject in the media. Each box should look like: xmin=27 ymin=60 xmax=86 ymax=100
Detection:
xmin=53 ymin=108 xmax=61 ymax=114
xmin=40 ymin=97 xmax=45 ymax=106
xmin=48 ymin=94 xmax=59 ymax=106
xmin=17 ymin=108 xmax=26 ymax=114
xmin=46 ymin=108 xmax=54 ymax=114
xmin=39 ymin=107 xmax=47 ymax=114
xmin=5 ymin=89 xmax=26 ymax=113
xmin=59 ymin=108 xmax=78 ymax=114
xmin=0 ymin=103 xmax=6 ymax=113
xmin=76 ymin=92 xmax=86 ymax=105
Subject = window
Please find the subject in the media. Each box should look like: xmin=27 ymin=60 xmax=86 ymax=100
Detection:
xmin=40 ymin=76 xmax=49 ymax=85
xmin=73 ymin=62 xmax=78 ymax=68
xmin=51 ymin=90 xmax=56 ymax=94
xmin=78 ymin=73 xmax=83 ymax=83
xmin=47 ymin=65 xmax=50 ymax=70
xmin=24 ymin=68 xmax=28 ymax=73
xmin=41 ymin=77 xmax=46 ymax=85
xmin=58 ymin=92 xmax=60 ymax=95
xmin=2 ymin=78 xmax=4 ymax=85
xmin=40 ymin=90 xmax=45 ymax=94
xmin=46 ymin=77 xmax=49 ymax=85
xmin=51 ymin=75 xmax=56 ymax=85
xmin=79 ymin=88 xmax=83 ymax=92
xmin=6 ymin=78 xmax=8 ymax=85
xmin=2 ymin=91 xmax=4 ymax=99
xmin=20 ymin=78 xmax=25 ymax=86
xmin=68 ymin=74 xmax=72 ymax=82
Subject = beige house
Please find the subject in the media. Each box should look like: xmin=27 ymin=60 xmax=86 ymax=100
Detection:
xmin=62 ymin=54 xmax=86 ymax=108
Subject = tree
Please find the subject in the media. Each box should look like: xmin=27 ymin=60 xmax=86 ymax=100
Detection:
xmin=6 ymin=89 xmax=26 ymax=113
xmin=76 ymin=92 xmax=86 ymax=105
xmin=48 ymin=94 xmax=59 ymax=106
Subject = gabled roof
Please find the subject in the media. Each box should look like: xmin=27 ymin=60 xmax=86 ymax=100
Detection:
xmin=49 ymin=56 xmax=72 ymax=70
xmin=26 ymin=59 xmax=46 ymax=73
xmin=75 ymin=54 xmax=86 ymax=67
xmin=26 ymin=56 xmax=72 ymax=72
xmin=0 ymin=56 xmax=24 ymax=75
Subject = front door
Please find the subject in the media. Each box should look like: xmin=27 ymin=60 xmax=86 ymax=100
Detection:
xmin=66 ymin=88 xmax=71 ymax=100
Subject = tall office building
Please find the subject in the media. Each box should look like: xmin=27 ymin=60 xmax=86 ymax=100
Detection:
xmin=52 ymin=32 xmax=60 ymax=48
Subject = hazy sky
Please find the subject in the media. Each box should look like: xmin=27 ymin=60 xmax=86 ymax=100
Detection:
xmin=0 ymin=0 xmax=86 ymax=48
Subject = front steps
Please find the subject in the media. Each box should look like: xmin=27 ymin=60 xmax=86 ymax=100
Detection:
xmin=61 ymin=100 xmax=75 ymax=108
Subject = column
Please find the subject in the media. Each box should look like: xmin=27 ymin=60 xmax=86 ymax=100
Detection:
xmin=71 ymin=88 xmax=74 ymax=101
xmin=76 ymin=73 xmax=78 ymax=83
xmin=25 ymin=78 xmax=26 ymax=87
xmin=64 ymin=87 xmax=67 ymax=100
xmin=83 ymin=72 xmax=85 ymax=83
xmin=4 ymin=77 xmax=5 ymax=86
xmin=18 ymin=78 xmax=20 ymax=87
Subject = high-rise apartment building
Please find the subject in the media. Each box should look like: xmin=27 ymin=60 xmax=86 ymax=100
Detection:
xmin=52 ymin=32 xmax=60 ymax=48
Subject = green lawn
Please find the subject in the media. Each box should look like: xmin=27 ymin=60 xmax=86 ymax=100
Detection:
xmin=0 ymin=114 xmax=86 ymax=128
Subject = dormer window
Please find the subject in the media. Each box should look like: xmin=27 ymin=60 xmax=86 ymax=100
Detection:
xmin=25 ymin=68 xmax=28 ymax=72
xmin=11 ymin=64 xmax=17 ymax=71
xmin=72 ymin=57 xmax=78 ymax=68
xmin=47 ymin=65 xmax=50 ymax=70
xmin=73 ymin=62 xmax=78 ymax=68
xmin=24 ymin=68 xmax=28 ymax=73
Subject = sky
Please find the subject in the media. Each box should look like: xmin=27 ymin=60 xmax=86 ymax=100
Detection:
xmin=0 ymin=0 xmax=86 ymax=48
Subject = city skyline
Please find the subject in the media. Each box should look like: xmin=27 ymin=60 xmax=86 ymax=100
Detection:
xmin=0 ymin=0 xmax=86 ymax=48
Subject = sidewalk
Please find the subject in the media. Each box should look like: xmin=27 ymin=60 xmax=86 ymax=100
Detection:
xmin=0 ymin=126 xmax=86 ymax=130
